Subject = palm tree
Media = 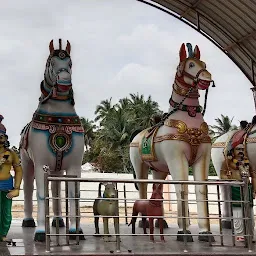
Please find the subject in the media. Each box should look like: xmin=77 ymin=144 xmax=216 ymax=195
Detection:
xmin=209 ymin=114 xmax=238 ymax=139
xmin=129 ymin=93 xmax=162 ymax=129
xmin=94 ymin=98 xmax=114 ymax=123
xmin=98 ymin=107 xmax=136 ymax=170
xmin=80 ymin=117 xmax=96 ymax=150
xmin=116 ymin=97 xmax=131 ymax=111
xmin=98 ymin=108 xmax=134 ymax=149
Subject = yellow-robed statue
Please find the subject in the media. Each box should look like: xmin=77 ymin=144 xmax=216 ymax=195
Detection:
xmin=0 ymin=114 xmax=22 ymax=242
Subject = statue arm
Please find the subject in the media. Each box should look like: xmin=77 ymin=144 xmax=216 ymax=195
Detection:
xmin=6 ymin=151 xmax=23 ymax=199
xmin=220 ymin=160 xmax=231 ymax=179
xmin=12 ymin=151 xmax=23 ymax=190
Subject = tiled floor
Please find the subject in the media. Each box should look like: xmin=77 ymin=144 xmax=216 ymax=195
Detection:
xmin=2 ymin=222 xmax=255 ymax=256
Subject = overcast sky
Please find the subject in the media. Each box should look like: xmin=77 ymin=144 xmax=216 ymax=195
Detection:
xmin=1 ymin=0 xmax=254 ymax=147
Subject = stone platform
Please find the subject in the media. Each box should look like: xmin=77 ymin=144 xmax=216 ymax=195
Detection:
xmin=1 ymin=222 xmax=255 ymax=256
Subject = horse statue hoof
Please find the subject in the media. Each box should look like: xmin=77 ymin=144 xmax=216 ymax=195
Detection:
xmin=34 ymin=232 xmax=46 ymax=242
xmin=22 ymin=218 xmax=36 ymax=228
xmin=155 ymin=219 xmax=169 ymax=229
xmin=52 ymin=218 xmax=65 ymax=228
xmin=69 ymin=229 xmax=86 ymax=240
xmin=198 ymin=231 xmax=215 ymax=242
xmin=177 ymin=230 xmax=194 ymax=242
xmin=221 ymin=220 xmax=232 ymax=229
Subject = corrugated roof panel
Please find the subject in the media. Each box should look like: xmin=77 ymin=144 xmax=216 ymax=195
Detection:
xmin=141 ymin=0 xmax=256 ymax=86
xmin=197 ymin=2 xmax=243 ymax=39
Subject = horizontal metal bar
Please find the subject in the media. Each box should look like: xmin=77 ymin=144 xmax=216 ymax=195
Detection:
xmin=47 ymin=177 xmax=244 ymax=185
xmin=46 ymin=232 xmax=251 ymax=237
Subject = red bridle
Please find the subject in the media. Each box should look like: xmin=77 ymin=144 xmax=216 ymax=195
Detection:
xmin=176 ymin=59 xmax=210 ymax=88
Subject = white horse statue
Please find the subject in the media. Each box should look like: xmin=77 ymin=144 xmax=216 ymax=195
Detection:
xmin=130 ymin=43 xmax=215 ymax=242
xmin=19 ymin=39 xmax=85 ymax=242
xmin=211 ymin=118 xmax=256 ymax=239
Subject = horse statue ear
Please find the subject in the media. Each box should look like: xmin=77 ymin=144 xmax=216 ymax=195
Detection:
xmin=158 ymin=183 xmax=163 ymax=191
xmin=153 ymin=183 xmax=157 ymax=190
xmin=179 ymin=43 xmax=187 ymax=62
xmin=194 ymin=45 xmax=200 ymax=59
xmin=66 ymin=40 xmax=71 ymax=54
xmin=49 ymin=40 xmax=54 ymax=54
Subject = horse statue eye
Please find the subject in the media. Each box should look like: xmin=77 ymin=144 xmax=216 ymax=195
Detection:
xmin=189 ymin=62 xmax=195 ymax=68
xmin=51 ymin=60 xmax=55 ymax=67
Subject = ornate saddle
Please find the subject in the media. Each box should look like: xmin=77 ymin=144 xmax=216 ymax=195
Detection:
xmin=139 ymin=128 xmax=159 ymax=162
xmin=230 ymin=130 xmax=247 ymax=149
xmin=226 ymin=120 xmax=250 ymax=156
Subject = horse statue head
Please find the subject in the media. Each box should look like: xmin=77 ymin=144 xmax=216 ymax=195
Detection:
xmin=167 ymin=42 xmax=215 ymax=117
xmin=149 ymin=183 xmax=163 ymax=207
xmin=41 ymin=39 xmax=74 ymax=104
xmin=176 ymin=43 xmax=213 ymax=91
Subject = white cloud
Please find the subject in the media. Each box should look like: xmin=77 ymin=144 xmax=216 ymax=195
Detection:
xmin=0 ymin=0 xmax=255 ymax=147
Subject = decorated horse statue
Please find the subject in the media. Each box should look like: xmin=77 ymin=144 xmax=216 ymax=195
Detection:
xmin=211 ymin=118 xmax=256 ymax=240
xmin=19 ymin=39 xmax=85 ymax=242
xmin=130 ymin=43 xmax=215 ymax=242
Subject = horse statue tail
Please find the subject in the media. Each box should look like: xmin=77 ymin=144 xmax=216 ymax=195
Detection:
xmin=98 ymin=182 xmax=103 ymax=198
xmin=132 ymin=168 xmax=139 ymax=191
xmin=130 ymin=129 xmax=143 ymax=142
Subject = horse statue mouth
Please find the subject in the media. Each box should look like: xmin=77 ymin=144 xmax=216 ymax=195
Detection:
xmin=57 ymin=83 xmax=72 ymax=92
xmin=197 ymin=79 xmax=211 ymax=90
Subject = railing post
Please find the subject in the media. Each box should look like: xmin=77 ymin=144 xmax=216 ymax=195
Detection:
xmin=205 ymin=184 xmax=212 ymax=246
xmin=123 ymin=183 xmax=128 ymax=224
xmin=56 ymin=178 xmax=60 ymax=246
xmin=65 ymin=176 xmax=70 ymax=245
xmin=115 ymin=189 xmax=121 ymax=253
xmin=44 ymin=165 xmax=50 ymax=253
xmin=241 ymin=175 xmax=253 ymax=251
xmin=75 ymin=180 xmax=79 ymax=244
xmin=228 ymin=183 xmax=236 ymax=246
xmin=181 ymin=184 xmax=188 ymax=252
xmin=216 ymin=185 xmax=224 ymax=246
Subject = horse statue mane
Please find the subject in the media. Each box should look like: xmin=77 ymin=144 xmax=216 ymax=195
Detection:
xmin=40 ymin=39 xmax=75 ymax=105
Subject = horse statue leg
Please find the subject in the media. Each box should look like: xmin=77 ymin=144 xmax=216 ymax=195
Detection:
xmin=103 ymin=217 xmax=110 ymax=242
xmin=21 ymin=150 xmax=36 ymax=228
xmin=192 ymin=145 xmax=215 ymax=242
xmin=220 ymin=186 xmax=232 ymax=229
xmin=164 ymin=152 xmax=193 ymax=242
xmin=51 ymin=173 xmax=65 ymax=228
xmin=131 ymin=157 xmax=149 ymax=228
xmin=66 ymin=167 xmax=85 ymax=240
xmin=151 ymin=170 xmax=169 ymax=228
xmin=34 ymin=164 xmax=47 ymax=242
xmin=211 ymin=145 xmax=232 ymax=229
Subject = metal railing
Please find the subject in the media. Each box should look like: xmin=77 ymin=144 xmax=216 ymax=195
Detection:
xmin=42 ymin=168 xmax=255 ymax=254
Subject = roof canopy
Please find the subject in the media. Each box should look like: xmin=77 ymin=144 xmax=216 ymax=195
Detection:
xmin=139 ymin=0 xmax=256 ymax=87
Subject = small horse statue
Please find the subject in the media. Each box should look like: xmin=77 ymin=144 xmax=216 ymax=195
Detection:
xmin=128 ymin=183 xmax=164 ymax=242
xmin=130 ymin=42 xmax=215 ymax=242
xmin=93 ymin=182 xmax=119 ymax=242
xmin=19 ymin=39 xmax=85 ymax=242
xmin=212 ymin=118 xmax=256 ymax=238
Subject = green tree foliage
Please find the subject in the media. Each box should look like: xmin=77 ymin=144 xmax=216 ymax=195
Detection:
xmin=209 ymin=114 xmax=238 ymax=139
xmin=80 ymin=117 xmax=96 ymax=151
xmin=82 ymin=94 xmax=225 ymax=176
xmin=83 ymin=94 xmax=162 ymax=173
